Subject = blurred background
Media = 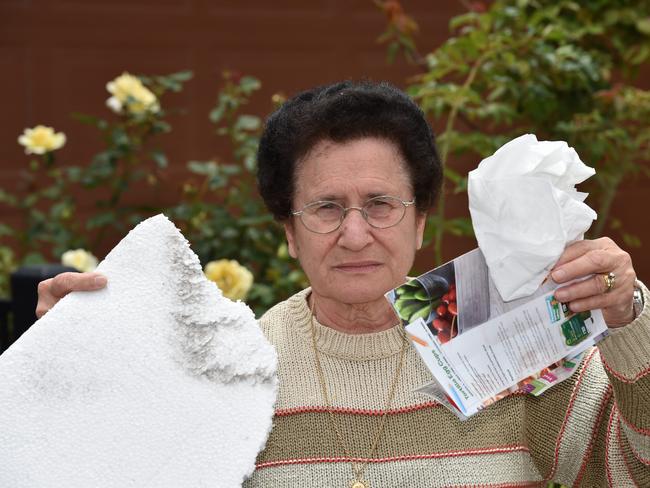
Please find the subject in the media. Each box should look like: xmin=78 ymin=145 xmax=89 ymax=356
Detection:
xmin=1 ymin=0 xmax=649 ymax=343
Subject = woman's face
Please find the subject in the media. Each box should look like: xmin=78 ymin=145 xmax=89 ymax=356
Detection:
xmin=284 ymin=137 xmax=426 ymax=305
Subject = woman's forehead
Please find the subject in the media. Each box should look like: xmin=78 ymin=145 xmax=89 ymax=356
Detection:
xmin=299 ymin=137 xmax=402 ymax=164
xmin=294 ymin=137 xmax=411 ymax=197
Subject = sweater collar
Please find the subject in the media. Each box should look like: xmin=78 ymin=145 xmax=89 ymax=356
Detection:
xmin=287 ymin=288 xmax=406 ymax=360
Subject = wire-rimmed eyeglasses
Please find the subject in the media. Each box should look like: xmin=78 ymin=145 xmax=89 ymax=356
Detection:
xmin=291 ymin=195 xmax=416 ymax=234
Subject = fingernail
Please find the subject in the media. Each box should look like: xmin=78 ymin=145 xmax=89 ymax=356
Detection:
xmin=552 ymin=269 xmax=566 ymax=282
xmin=94 ymin=276 xmax=107 ymax=287
xmin=554 ymin=290 xmax=567 ymax=301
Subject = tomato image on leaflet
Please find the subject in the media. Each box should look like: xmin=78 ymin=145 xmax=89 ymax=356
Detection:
xmin=431 ymin=283 xmax=457 ymax=344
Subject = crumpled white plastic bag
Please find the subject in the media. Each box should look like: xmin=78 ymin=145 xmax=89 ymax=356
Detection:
xmin=468 ymin=134 xmax=597 ymax=301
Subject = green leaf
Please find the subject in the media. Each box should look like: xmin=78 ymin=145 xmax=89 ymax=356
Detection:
xmin=24 ymin=194 xmax=38 ymax=207
xmin=71 ymin=112 xmax=108 ymax=129
xmin=151 ymin=120 xmax=172 ymax=134
xmin=235 ymin=115 xmax=261 ymax=132
xmin=41 ymin=186 xmax=61 ymax=199
xmin=239 ymin=76 xmax=261 ymax=94
xmin=622 ymin=232 xmax=642 ymax=248
xmin=636 ymin=18 xmax=650 ymax=35
xmin=248 ymin=283 xmax=274 ymax=304
xmin=239 ymin=215 xmax=274 ymax=226
xmin=243 ymin=153 xmax=257 ymax=172
xmin=151 ymin=149 xmax=168 ymax=168
xmin=443 ymin=218 xmax=474 ymax=237
xmin=188 ymin=160 xmax=219 ymax=176
xmin=208 ymin=174 xmax=227 ymax=189
xmin=50 ymin=201 xmax=72 ymax=220
xmin=0 ymin=224 xmax=15 ymax=237
xmin=110 ymin=127 xmax=130 ymax=147
xmin=86 ymin=211 xmax=116 ymax=230
xmin=628 ymin=44 xmax=650 ymax=64
xmin=66 ymin=166 xmax=83 ymax=182
xmin=23 ymin=252 xmax=46 ymax=265
xmin=221 ymin=164 xmax=242 ymax=176
xmin=387 ymin=42 xmax=400 ymax=64
xmin=449 ymin=12 xmax=480 ymax=31
xmin=209 ymin=105 xmax=226 ymax=123
xmin=0 ymin=189 xmax=17 ymax=206
xmin=175 ymin=70 xmax=194 ymax=80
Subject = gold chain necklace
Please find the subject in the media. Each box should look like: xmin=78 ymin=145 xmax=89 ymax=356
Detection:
xmin=309 ymin=298 xmax=407 ymax=488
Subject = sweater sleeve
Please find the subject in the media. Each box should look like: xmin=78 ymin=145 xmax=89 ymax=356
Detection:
xmin=523 ymin=282 xmax=650 ymax=487
xmin=593 ymin=281 xmax=650 ymax=486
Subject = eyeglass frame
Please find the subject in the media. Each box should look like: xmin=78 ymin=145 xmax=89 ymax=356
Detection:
xmin=291 ymin=195 xmax=416 ymax=234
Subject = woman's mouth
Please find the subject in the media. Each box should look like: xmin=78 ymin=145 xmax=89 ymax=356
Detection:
xmin=334 ymin=261 xmax=382 ymax=273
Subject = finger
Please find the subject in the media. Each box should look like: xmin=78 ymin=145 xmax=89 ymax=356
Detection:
xmin=553 ymin=239 xmax=601 ymax=269
xmin=553 ymin=271 xmax=634 ymax=303
xmin=562 ymin=291 xmax=635 ymax=325
xmin=552 ymin=243 xmax=628 ymax=284
xmin=35 ymin=295 xmax=58 ymax=319
xmin=48 ymin=272 xmax=107 ymax=299
xmin=36 ymin=278 xmax=56 ymax=318
xmin=552 ymin=237 xmax=621 ymax=276
xmin=559 ymin=288 xmax=622 ymax=313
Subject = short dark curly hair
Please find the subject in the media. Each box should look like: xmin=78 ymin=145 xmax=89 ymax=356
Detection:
xmin=256 ymin=80 xmax=442 ymax=220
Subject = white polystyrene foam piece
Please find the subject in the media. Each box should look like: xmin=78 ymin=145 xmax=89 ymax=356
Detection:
xmin=0 ymin=214 xmax=277 ymax=488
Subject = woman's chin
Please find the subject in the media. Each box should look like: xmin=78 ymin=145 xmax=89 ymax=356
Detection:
xmin=322 ymin=281 xmax=393 ymax=306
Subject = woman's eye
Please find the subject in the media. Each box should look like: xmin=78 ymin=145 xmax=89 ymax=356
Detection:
xmin=312 ymin=202 xmax=341 ymax=219
xmin=367 ymin=198 xmax=394 ymax=209
xmin=371 ymin=199 xmax=390 ymax=207
xmin=318 ymin=202 xmax=338 ymax=210
xmin=365 ymin=198 xmax=398 ymax=218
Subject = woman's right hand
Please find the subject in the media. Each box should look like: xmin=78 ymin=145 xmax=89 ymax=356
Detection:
xmin=36 ymin=272 xmax=108 ymax=318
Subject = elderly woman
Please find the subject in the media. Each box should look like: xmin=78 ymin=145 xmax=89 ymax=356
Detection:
xmin=38 ymin=81 xmax=649 ymax=487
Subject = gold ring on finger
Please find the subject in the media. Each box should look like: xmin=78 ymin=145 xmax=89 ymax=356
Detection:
xmin=602 ymin=272 xmax=616 ymax=294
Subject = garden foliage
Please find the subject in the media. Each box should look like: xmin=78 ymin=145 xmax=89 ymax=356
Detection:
xmin=378 ymin=0 xmax=650 ymax=264
xmin=0 ymin=71 xmax=306 ymax=316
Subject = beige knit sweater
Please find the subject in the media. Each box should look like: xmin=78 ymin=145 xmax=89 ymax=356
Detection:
xmin=244 ymin=286 xmax=650 ymax=487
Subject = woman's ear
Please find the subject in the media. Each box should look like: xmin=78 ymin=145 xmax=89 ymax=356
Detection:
xmin=416 ymin=212 xmax=427 ymax=250
xmin=283 ymin=221 xmax=299 ymax=259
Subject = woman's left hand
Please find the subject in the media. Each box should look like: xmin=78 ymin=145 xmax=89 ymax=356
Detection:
xmin=551 ymin=237 xmax=637 ymax=328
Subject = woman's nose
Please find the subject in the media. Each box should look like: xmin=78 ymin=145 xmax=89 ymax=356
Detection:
xmin=336 ymin=208 xmax=373 ymax=250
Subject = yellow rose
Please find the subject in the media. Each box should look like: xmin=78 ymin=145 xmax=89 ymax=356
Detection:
xmin=106 ymin=72 xmax=159 ymax=115
xmin=204 ymin=259 xmax=254 ymax=301
xmin=61 ymin=249 xmax=98 ymax=272
xmin=18 ymin=125 xmax=66 ymax=155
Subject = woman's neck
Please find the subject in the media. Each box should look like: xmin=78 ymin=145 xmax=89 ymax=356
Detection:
xmin=308 ymin=290 xmax=398 ymax=334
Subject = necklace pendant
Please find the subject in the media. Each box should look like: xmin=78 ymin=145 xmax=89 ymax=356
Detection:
xmin=351 ymin=481 xmax=368 ymax=488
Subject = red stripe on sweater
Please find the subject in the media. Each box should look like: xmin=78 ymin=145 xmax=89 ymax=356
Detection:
xmin=619 ymin=408 xmax=650 ymax=467
xmin=274 ymin=391 xmax=529 ymax=417
xmin=256 ymin=445 xmax=531 ymax=469
xmin=447 ymin=483 xmax=540 ymax=488
xmin=274 ymin=401 xmax=440 ymax=417
xmin=601 ymin=356 xmax=650 ymax=384
xmin=545 ymin=347 xmax=598 ymax=482
xmin=619 ymin=409 xmax=650 ymax=436
xmin=605 ymin=403 xmax=617 ymax=487
xmin=573 ymin=385 xmax=613 ymax=486
xmin=616 ymin=405 xmax=642 ymax=484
